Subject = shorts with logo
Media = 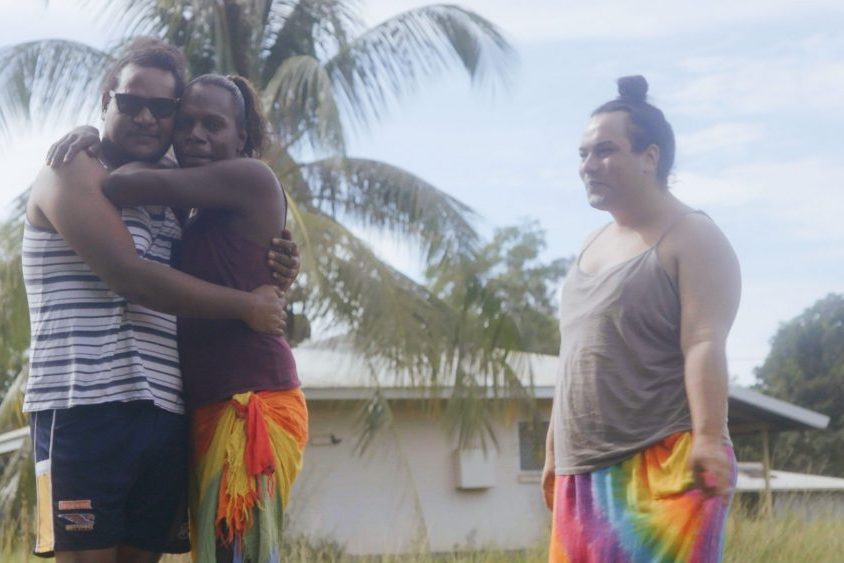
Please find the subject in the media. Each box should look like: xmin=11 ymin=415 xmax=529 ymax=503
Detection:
xmin=30 ymin=401 xmax=190 ymax=557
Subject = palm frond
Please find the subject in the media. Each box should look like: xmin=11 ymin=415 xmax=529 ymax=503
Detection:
xmin=0 ymin=201 xmax=29 ymax=388
xmin=0 ymin=256 xmax=28 ymax=386
xmin=288 ymin=205 xmax=453 ymax=380
xmin=0 ymin=40 xmax=109 ymax=141
xmin=299 ymin=157 xmax=479 ymax=266
xmin=91 ymin=0 xmax=261 ymax=76
xmin=0 ymin=368 xmax=27 ymax=432
xmin=0 ymin=434 xmax=34 ymax=556
xmin=325 ymin=4 xmax=514 ymax=130
xmin=263 ymin=143 xmax=317 ymax=205
xmin=353 ymin=387 xmax=392 ymax=454
xmin=261 ymin=0 xmax=363 ymax=83
xmin=263 ymin=55 xmax=346 ymax=152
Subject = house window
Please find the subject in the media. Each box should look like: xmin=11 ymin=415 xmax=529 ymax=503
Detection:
xmin=518 ymin=421 xmax=548 ymax=471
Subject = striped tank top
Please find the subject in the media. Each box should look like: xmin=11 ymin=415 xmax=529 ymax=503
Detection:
xmin=22 ymin=205 xmax=185 ymax=414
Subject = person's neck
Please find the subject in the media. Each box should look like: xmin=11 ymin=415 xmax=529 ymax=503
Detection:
xmin=99 ymin=140 xmax=133 ymax=169
xmin=609 ymin=185 xmax=679 ymax=231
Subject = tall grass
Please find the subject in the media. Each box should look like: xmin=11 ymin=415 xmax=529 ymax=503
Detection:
xmin=14 ymin=512 xmax=844 ymax=562
xmin=723 ymin=512 xmax=844 ymax=563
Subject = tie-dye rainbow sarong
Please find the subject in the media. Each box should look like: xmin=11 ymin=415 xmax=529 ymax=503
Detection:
xmin=550 ymin=432 xmax=736 ymax=563
xmin=189 ymin=388 xmax=308 ymax=563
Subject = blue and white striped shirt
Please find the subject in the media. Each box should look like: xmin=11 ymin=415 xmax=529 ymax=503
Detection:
xmin=22 ymin=206 xmax=184 ymax=414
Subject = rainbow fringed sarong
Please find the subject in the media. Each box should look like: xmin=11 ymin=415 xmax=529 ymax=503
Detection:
xmin=189 ymin=388 xmax=308 ymax=563
xmin=549 ymin=432 xmax=736 ymax=563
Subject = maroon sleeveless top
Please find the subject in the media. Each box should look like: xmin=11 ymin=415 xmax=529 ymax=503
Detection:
xmin=177 ymin=210 xmax=299 ymax=410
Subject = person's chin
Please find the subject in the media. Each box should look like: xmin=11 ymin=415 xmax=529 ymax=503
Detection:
xmin=586 ymin=189 xmax=612 ymax=211
xmin=124 ymin=141 xmax=168 ymax=162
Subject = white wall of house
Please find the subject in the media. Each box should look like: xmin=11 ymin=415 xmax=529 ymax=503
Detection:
xmin=286 ymin=400 xmax=552 ymax=555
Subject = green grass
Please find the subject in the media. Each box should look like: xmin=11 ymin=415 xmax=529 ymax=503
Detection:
xmin=10 ymin=513 xmax=844 ymax=562
xmin=723 ymin=513 xmax=844 ymax=563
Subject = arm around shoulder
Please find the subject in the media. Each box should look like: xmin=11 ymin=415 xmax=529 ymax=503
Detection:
xmin=103 ymin=157 xmax=282 ymax=212
xmin=35 ymin=156 xmax=276 ymax=325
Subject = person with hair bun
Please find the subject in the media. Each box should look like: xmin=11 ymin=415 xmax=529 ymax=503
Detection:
xmin=542 ymin=76 xmax=740 ymax=562
xmin=99 ymin=73 xmax=307 ymax=562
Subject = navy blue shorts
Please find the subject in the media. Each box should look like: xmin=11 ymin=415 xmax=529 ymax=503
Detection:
xmin=30 ymin=401 xmax=190 ymax=557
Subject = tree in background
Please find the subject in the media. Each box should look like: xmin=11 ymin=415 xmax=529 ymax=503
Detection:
xmin=0 ymin=0 xmax=515 ymax=413
xmin=423 ymin=220 xmax=568 ymax=448
xmin=739 ymin=294 xmax=844 ymax=477
xmin=0 ymin=195 xmax=28 ymax=394
xmin=0 ymin=0 xmax=522 ymax=550
xmin=429 ymin=220 xmax=567 ymax=357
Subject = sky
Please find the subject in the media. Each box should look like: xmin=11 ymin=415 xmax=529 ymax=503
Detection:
xmin=2 ymin=0 xmax=843 ymax=385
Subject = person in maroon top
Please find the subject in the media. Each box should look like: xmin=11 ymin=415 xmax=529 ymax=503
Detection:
xmin=97 ymin=74 xmax=307 ymax=562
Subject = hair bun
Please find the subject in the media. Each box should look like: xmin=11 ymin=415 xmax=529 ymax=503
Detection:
xmin=617 ymin=75 xmax=648 ymax=103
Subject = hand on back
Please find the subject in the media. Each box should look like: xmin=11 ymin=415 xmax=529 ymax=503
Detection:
xmin=47 ymin=126 xmax=101 ymax=167
xmin=245 ymin=285 xmax=288 ymax=336
xmin=267 ymin=228 xmax=300 ymax=293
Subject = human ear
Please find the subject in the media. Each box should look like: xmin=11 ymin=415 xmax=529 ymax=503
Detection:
xmin=643 ymin=144 xmax=660 ymax=175
xmin=101 ymin=92 xmax=110 ymax=120
xmin=237 ymin=128 xmax=247 ymax=154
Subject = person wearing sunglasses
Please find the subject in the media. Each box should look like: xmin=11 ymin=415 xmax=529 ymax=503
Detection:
xmin=108 ymin=90 xmax=180 ymax=119
xmin=22 ymin=38 xmax=297 ymax=563
xmin=98 ymin=72 xmax=307 ymax=563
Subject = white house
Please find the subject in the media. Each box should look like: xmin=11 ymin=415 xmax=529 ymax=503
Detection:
xmin=284 ymin=341 xmax=833 ymax=555
xmin=735 ymin=462 xmax=844 ymax=519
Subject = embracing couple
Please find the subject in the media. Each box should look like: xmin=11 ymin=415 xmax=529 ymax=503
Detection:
xmin=23 ymin=38 xmax=304 ymax=563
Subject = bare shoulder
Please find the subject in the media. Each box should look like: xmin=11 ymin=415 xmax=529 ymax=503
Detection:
xmin=580 ymin=223 xmax=611 ymax=251
xmin=662 ymin=212 xmax=736 ymax=262
xmin=51 ymin=152 xmax=107 ymax=190
xmin=29 ymin=154 xmax=110 ymax=229
xmin=221 ymin=158 xmax=278 ymax=183
xmin=209 ymin=158 xmax=281 ymax=197
xmin=31 ymin=153 xmax=104 ymax=200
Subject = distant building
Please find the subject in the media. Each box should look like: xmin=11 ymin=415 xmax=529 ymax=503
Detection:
xmin=735 ymin=462 xmax=844 ymax=519
xmin=285 ymin=342 xmax=831 ymax=555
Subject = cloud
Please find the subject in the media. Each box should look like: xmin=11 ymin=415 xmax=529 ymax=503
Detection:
xmin=674 ymin=157 xmax=844 ymax=243
xmin=667 ymin=34 xmax=844 ymax=116
xmin=364 ymin=1 xmax=844 ymax=42
xmin=677 ymin=122 xmax=765 ymax=158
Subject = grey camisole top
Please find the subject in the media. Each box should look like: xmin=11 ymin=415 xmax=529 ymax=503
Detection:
xmin=552 ymin=212 xmax=730 ymax=474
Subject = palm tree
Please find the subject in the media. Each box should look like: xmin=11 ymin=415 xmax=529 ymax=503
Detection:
xmin=0 ymin=0 xmax=515 ymax=399
xmin=0 ymin=1 xmax=527 ymax=550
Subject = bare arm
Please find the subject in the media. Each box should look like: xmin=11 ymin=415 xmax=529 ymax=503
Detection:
xmin=102 ymin=158 xmax=282 ymax=216
xmin=673 ymin=215 xmax=741 ymax=497
xmin=32 ymin=155 xmax=284 ymax=332
xmin=103 ymin=157 xmax=285 ymax=250
xmin=541 ymin=403 xmax=556 ymax=511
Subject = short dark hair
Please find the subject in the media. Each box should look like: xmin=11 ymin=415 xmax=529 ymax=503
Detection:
xmin=188 ymin=74 xmax=270 ymax=158
xmin=592 ymin=75 xmax=676 ymax=185
xmin=101 ymin=37 xmax=188 ymax=99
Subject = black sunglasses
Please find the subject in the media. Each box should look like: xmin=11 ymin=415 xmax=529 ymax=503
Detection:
xmin=110 ymin=91 xmax=180 ymax=119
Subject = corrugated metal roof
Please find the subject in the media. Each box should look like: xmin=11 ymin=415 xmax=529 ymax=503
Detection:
xmin=736 ymin=463 xmax=844 ymax=492
xmin=0 ymin=426 xmax=28 ymax=455
xmin=295 ymin=342 xmax=830 ymax=433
